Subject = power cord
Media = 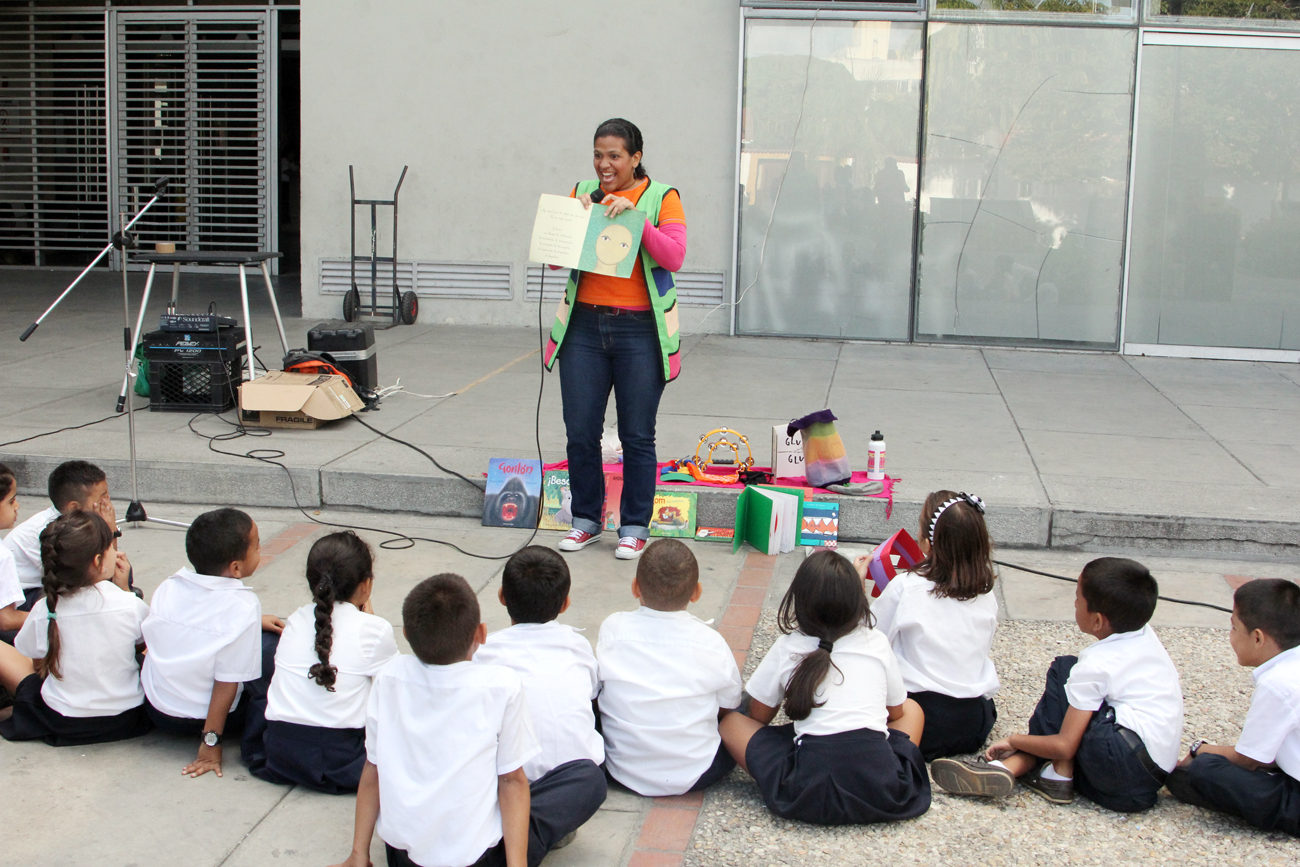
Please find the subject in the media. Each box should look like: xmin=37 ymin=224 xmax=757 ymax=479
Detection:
xmin=0 ymin=408 xmax=136 ymax=448
xmin=183 ymin=281 xmax=548 ymax=561
xmin=991 ymin=558 xmax=1232 ymax=615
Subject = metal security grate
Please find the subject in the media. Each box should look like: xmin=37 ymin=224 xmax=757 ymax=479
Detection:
xmin=0 ymin=9 xmax=108 ymax=266
xmin=114 ymin=13 xmax=271 ymax=259
xmin=525 ymin=267 xmax=726 ymax=308
xmin=320 ymin=259 xmax=512 ymax=300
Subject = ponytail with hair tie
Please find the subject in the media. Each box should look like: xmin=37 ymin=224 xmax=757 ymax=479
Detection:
xmin=38 ymin=511 xmax=114 ymax=681
xmin=304 ymin=531 xmax=374 ymax=692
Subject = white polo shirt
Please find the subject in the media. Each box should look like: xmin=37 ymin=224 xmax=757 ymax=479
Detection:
xmin=15 ymin=581 xmax=150 ymax=717
xmin=0 ymin=543 xmax=23 ymax=610
xmin=596 ymin=607 xmax=742 ymax=797
xmin=872 ymin=571 xmax=1000 ymax=700
xmin=747 ymin=624 xmax=907 ymax=738
xmin=1236 ymin=644 xmax=1300 ymax=781
xmin=473 ymin=620 xmax=604 ymax=780
xmin=140 ymin=568 xmax=264 ymax=720
xmin=265 ymin=601 xmax=399 ymax=730
xmin=1064 ymin=624 xmax=1184 ymax=772
xmin=367 ymin=656 xmax=539 ymax=867
xmin=3 ymin=506 xmax=59 ymax=590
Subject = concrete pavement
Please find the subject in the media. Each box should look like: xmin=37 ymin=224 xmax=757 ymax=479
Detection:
xmin=3 ymin=268 xmax=1300 ymax=563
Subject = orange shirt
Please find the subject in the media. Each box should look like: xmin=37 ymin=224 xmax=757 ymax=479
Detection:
xmin=571 ymin=179 xmax=685 ymax=309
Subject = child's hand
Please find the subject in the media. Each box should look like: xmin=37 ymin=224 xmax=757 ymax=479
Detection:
xmin=93 ymin=494 xmax=118 ymax=529
xmin=985 ymin=738 xmax=1016 ymax=761
xmin=327 ymin=854 xmax=372 ymax=867
xmin=852 ymin=554 xmax=871 ymax=581
xmin=261 ymin=614 xmax=285 ymax=634
xmin=183 ymin=743 xmax=222 ymax=778
xmin=360 ymin=598 xmax=375 ymax=615
xmin=112 ymin=551 xmax=132 ymax=591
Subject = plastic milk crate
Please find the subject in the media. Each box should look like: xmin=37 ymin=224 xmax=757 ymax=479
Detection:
xmin=143 ymin=327 xmax=247 ymax=413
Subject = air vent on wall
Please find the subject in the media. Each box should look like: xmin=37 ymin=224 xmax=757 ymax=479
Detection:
xmin=320 ymin=260 xmax=511 ymax=300
xmin=524 ymin=268 xmax=726 ymax=307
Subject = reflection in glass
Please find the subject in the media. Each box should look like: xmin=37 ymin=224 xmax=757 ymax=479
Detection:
xmin=1126 ymin=43 xmax=1300 ymax=350
xmin=1150 ymin=0 xmax=1299 ymax=20
xmin=935 ymin=0 xmax=1132 ymax=15
xmin=737 ymin=20 xmax=923 ymax=340
xmin=916 ymin=24 xmax=1135 ymax=347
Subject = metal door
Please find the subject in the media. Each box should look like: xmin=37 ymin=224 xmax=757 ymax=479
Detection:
xmin=110 ymin=11 xmax=276 ymax=268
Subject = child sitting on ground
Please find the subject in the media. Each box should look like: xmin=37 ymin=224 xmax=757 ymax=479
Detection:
xmin=0 ymin=511 xmax=151 ymax=745
xmin=473 ymin=546 xmax=606 ymax=789
xmin=932 ymin=557 xmax=1183 ymax=813
xmin=0 ymin=463 xmax=28 ymax=642
xmin=3 ymin=460 xmax=127 ymax=615
xmin=141 ymin=508 xmax=283 ymax=779
xmin=720 ymin=549 xmax=931 ymax=825
xmin=870 ymin=491 xmax=1000 ymax=761
xmin=1166 ymin=578 xmax=1300 ymax=837
xmin=252 ymin=530 xmax=398 ymax=793
xmin=331 ymin=573 xmax=605 ymax=867
xmin=597 ymin=538 xmax=743 ymax=797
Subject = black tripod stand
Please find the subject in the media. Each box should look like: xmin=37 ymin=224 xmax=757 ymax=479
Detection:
xmin=20 ymin=176 xmax=189 ymax=530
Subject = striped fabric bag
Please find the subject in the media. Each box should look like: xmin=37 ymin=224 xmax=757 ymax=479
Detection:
xmin=787 ymin=409 xmax=852 ymax=488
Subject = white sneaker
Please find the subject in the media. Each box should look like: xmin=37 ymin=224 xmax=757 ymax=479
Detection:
xmin=558 ymin=528 xmax=601 ymax=552
xmin=615 ymin=536 xmax=646 ymax=560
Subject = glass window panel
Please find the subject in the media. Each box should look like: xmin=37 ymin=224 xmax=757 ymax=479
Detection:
xmin=1149 ymin=0 xmax=1300 ymax=21
xmin=737 ymin=19 xmax=923 ymax=340
xmin=1126 ymin=42 xmax=1300 ymax=350
xmin=935 ymin=0 xmax=1132 ymax=15
xmin=916 ymin=24 xmax=1135 ymax=348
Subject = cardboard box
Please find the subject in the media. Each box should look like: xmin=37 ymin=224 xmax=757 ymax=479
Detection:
xmin=772 ymin=424 xmax=805 ymax=477
xmin=239 ymin=370 xmax=365 ymax=430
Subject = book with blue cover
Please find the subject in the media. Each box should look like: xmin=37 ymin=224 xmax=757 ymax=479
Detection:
xmin=482 ymin=458 xmax=542 ymax=528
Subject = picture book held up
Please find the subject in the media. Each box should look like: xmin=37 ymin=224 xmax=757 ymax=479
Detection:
xmin=528 ymin=194 xmax=646 ymax=279
xmin=483 ymin=459 xmax=542 ymax=529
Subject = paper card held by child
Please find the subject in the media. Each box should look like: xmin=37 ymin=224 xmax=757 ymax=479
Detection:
xmin=528 ymin=193 xmax=646 ymax=279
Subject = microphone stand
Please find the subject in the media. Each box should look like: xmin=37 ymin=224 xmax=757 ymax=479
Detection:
xmin=18 ymin=177 xmax=189 ymax=530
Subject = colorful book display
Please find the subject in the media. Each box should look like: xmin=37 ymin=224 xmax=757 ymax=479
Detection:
xmin=733 ymin=485 xmax=805 ymax=555
xmin=538 ymin=470 xmax=573 ymax=531
xmin=800 ymin=501 xmax=840 ymax=547
xmin=482 ymin=458 xmax=542 ymax=529
xmin=649 ymin=491 xmax=698 ymax=538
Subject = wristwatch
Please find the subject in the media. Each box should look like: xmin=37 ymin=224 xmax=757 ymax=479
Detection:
xmin=202 ymin=731 xmax=222 ymax=748
xmin=1189 ymin=738 xmax=1206 ymax=758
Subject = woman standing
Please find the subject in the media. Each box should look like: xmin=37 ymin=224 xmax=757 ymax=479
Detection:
xmin=543 ymin=118 xmax=687 ymax=560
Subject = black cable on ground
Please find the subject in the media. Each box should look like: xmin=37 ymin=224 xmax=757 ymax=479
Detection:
xmin=0 ymin=407 xmax=136 ymax=448
xmin=991 ymin=558 xmax=1233 ymax=615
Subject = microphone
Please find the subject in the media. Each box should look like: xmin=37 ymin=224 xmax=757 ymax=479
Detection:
xmin=590 ymin=190 xmax=605 ymax=204
xmin=153 ymin=176 xmax=170 ymax=195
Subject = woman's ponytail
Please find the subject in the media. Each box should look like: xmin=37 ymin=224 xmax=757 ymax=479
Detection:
xmin=775 ymin=550 xmax=870 ymax=721
xmin=303 ymin=531 xmax=374 ymax=691
xmin=39 ymin=511 xmax=114 ymax=680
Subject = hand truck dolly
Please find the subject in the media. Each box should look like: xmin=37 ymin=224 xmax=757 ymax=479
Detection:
xmin=344 ymin=165 xmax=418 ymax=328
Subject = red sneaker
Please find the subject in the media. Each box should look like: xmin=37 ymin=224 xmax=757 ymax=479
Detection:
xmin=615 ymin=536 xmax=647 ymax=560
xmin=558 ymin=528 xmax=601 ymax=552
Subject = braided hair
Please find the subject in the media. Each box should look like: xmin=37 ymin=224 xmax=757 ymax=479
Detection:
xmin=594 ymin=117 xmax=647 ymax=180
xmin=776 ymin=550 xmax=871 ymax=721
xmin=305 ymin=531 xmax=374 ymax=691
xmin=39 ymin=511 xmax=114 ymax=680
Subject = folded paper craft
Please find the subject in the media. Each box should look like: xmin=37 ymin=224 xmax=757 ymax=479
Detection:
xmin=866 ymin=528 xmax=924 ymax=597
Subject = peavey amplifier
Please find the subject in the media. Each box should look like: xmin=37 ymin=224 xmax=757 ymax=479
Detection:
xmin=142 ymin=326 xmax=246 ymax=412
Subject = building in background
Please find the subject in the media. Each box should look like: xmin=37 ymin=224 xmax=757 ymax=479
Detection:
xmin=2 ymin=0 xmax=1298 ymax=361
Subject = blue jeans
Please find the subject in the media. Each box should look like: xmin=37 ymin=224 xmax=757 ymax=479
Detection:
xmin=558 ymin=305 xmax=665 ymax=539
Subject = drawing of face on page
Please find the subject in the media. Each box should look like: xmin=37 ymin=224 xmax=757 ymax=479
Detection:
xmin=593 ymin=224 xmax=633 ymax=275
xmin=578 ymin=207 xmax=645 ymax=278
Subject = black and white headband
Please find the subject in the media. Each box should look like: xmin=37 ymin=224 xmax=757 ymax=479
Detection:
xmin=928 ymin=492 xmax=986 ymax=540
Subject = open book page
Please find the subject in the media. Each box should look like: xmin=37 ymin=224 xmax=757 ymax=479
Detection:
xmin=528 ymin=193 xmax=646 ymax=277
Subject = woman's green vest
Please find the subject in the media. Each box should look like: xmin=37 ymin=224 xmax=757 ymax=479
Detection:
xmin=542 ymin=179 xmax=683 ymax=382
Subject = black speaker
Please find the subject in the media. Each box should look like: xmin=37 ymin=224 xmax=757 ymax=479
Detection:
xmin=307 ymin=320 xmax=377 ymax=392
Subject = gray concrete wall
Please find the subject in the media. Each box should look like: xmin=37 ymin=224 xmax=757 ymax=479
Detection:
xmin=300 ymin=0 xmax=742 ymax=331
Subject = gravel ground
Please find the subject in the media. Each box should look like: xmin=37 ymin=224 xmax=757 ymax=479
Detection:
xmin=687 ymin=613 xmax=1300 ymax=867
